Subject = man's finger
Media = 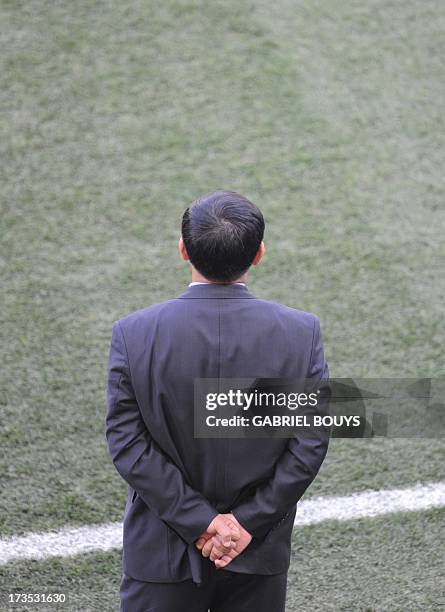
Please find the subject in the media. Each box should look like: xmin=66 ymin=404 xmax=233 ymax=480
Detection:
xmin=215 ymin=555 xmax=233 ymax=569
xmin=210 ymin=535 xmax=234 ymax=552
xmin=195 ymin=537 xmax=206 ymax=550
xmin=221 ymin=517 xmax=241 ymax=541
xmin=203 ymin=537 xmax=230 ymax=560
xmin=213 ymin=516 xmax=234 ymax=548
xmin=210 ymin=545 xmax=224 ymax=562
xmin=212 ymin=536 xmax=233 ymax=554
xmin=201 ymin=537 xmax=214 ymax=558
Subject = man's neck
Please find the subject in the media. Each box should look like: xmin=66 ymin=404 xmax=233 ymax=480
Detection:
xmin=190 ymin=270 xmax=248 ymax=285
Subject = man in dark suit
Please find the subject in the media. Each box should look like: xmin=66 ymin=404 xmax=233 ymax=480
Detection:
xmin=106 ymin=190 xmax=330 ymax=611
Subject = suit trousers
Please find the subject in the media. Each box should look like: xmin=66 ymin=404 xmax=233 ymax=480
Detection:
xmin=120 ymin=566 xmax=288 ymax=612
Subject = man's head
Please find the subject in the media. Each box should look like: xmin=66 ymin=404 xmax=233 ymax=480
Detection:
xmin=180 ymin=190 xmax=265 ymax=283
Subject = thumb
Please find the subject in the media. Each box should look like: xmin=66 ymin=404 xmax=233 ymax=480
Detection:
xmin=212 ymin=516 xmax=233 ymax=548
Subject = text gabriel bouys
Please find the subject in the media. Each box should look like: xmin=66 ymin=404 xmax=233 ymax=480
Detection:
xmin=206 ymin=415 xmax=361 ymax=427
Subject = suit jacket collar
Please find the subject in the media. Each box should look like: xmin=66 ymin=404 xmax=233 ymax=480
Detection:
xmin=177 ymin=283 xmax=256 ymax=299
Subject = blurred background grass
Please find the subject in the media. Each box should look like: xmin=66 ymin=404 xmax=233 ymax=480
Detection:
xmin=1 ymin=0 xmax=444 ymax=609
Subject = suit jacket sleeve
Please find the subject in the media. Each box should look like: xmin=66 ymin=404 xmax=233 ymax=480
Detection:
xmin=231 ymin=315 xmax=331 ymax=540
xmin=106 ymin=321 xmax=218 ymax=544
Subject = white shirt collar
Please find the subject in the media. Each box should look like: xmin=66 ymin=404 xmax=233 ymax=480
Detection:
xmin=189 ymin=281 xmax=246 ymax=287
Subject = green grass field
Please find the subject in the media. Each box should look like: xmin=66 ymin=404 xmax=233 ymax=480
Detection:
xmin=1 ymin=0 xmax=444 ymax=610
xmin=2 ymin=509 xmax=444 ymax=611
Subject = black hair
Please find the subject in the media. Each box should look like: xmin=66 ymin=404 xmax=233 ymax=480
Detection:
xmin=181 ymin=190 xmax=265 ymax=283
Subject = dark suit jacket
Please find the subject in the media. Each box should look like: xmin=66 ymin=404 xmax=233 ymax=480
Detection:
xmin=106 ymin=283 xmax=330 ymax=583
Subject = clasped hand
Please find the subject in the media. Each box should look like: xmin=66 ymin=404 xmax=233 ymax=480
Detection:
xmin=195 ymin=514 xmax=252 ymax=569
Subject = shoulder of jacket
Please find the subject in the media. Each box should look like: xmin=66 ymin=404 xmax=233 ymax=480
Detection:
xmin=253 ymin=298 xmax=319 ymax=325
xmin=113 ymin=298 xmax=177 ymax=330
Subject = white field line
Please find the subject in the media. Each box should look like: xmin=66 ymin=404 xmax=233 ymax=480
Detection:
xmin=1 ymin=481 xmax=444 ymax=565
xmin=293 ymin=481 xmax=445 ymax=526
xmin=0 ymin=523 xmax=123 ymax=565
